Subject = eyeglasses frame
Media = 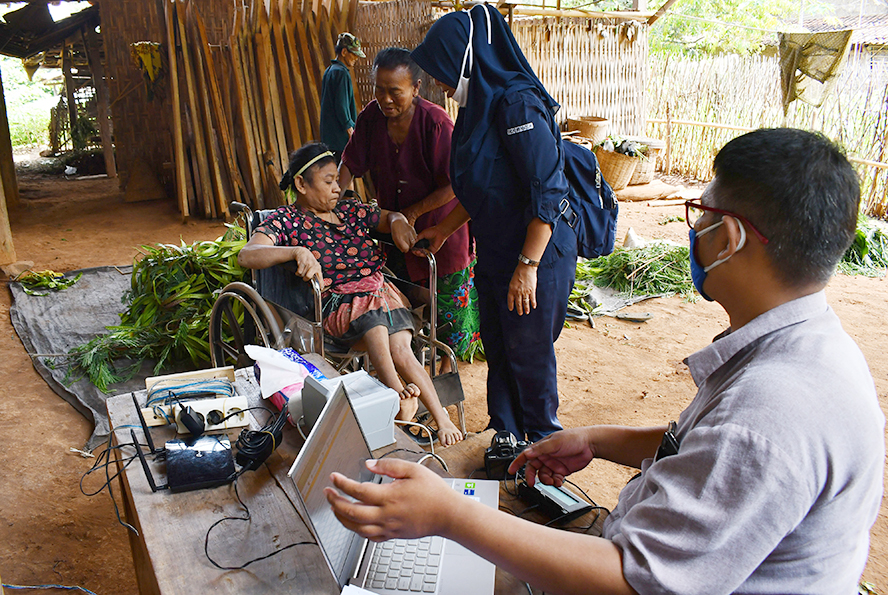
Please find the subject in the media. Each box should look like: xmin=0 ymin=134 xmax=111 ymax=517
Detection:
xmin=684 ymin=199 xmax=769 ymax=245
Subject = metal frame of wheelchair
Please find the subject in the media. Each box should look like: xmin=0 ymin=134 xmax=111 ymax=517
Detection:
xmin=208 ymin=202 xmax=467 ymax=438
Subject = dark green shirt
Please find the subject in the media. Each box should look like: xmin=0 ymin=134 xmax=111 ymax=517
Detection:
xmin=319 ymin=59 xmax=356 ymax=154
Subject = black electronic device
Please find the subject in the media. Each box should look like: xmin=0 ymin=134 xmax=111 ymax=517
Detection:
xmin=484 ymin=430 xmax=528 ymax=480
xmin=165 ymin=436 xmax=236 ymax=492
xmin=130 ymin=393 xmax=235 ymax=494
xmin=517 ymin=479 xmax=593 ymax=523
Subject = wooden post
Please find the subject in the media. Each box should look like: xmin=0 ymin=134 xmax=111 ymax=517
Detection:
xmin=0 ymin=69 xmax=19 ymax=210
xmin=62 ymin=39 xmax=79 ymax=150
xmin=82 ymin=26 xmax=117 ymax=179
xmin=0 ymin=66 xmax=16 ymax=264
xmin=665 ymin=104 xmax=672 ymax=175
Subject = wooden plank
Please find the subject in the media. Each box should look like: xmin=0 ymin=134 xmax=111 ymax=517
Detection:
xmin=269 ymin=0 xmax=302 ymax=150
xmin=162 ymin=0 xmax=188 ymax=220
xmin=230 ymin=19 xmax=264 ymax=209
xmin=317 ymin=4 xmax=335 ymax=67
xmin=186 ymin=0 xmax=226 ymax=218
xmin=347 ymin=0 xmax=358 ymax=32
xmin=282 ymin=0 xmax=313 ymax=145
xmin=0 ymin=177 xmax=16 ymax=266
xmin=255 ymin=4 xmax=289 ymax=177
xmin=176 ymin=0 xmax=214 ymax=218
xmin=292 ymin=11 xmax=322 ymax=139
xmin=195 ymin=7 xmax=248 ymax=211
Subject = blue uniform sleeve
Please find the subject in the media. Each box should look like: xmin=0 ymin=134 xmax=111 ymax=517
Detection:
xmin=495 ymin=91 xmax=568 ymax=226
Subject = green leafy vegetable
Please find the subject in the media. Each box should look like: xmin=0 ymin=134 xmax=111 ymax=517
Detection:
xmin=66 ymin=225 xmax=248 ymax=392
xmin=15 ymin=270 xmax=83 ymax=296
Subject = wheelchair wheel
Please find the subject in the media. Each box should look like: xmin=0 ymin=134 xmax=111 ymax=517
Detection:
xmin=209 ymin=282 xmax=283 ymax=369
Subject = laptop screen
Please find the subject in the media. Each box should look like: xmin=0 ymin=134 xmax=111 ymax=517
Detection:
xmin=288 ymin=384 xmax=374 ymax=588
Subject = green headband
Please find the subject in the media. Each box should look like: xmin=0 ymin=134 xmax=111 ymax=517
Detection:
xmin=294 ymin=151 xmax=334 ymax=178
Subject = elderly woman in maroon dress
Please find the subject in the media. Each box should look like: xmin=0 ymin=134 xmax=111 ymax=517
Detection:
xmin=338 ymin=47 xmax=481 ymax=370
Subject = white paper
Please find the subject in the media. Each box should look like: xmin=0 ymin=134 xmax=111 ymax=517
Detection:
xmin=341 ymin=585 xmax=375 ymax=595
xmin=244 ymin=344 xmax=311 ymax=398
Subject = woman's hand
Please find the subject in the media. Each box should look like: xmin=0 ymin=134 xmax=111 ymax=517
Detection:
xmin=508 ymin=263 xmax=538 ymax=315
xmin=414 ymin=226 xmax=447 ymax=255
xmin=291 ymin=247 xmax=322 ymax=282
xmin=389 ymin=213 xmax=418 ymax=253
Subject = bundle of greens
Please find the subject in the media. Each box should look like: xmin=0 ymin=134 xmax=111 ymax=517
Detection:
xmin=67 ymin=226 xmax=247 ymax=392
xmin=572 ymin=242 xmax=696 ymax=314
xmin=15 ymin=269 xmax=82 ymax=296
xmin=839 ymin=215 xmax=888 ymax=277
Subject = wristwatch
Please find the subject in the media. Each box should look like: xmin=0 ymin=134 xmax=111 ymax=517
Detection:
xmin=517 ymin=253 xmax=540 ymax=267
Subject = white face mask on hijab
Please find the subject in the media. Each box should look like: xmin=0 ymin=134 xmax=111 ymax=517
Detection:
xmin=451 ymin=5 xmax=492 ymax=108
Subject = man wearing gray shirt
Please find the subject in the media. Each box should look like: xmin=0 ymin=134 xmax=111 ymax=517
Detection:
xmin=325 ymin=128 xmax=884 ymax=595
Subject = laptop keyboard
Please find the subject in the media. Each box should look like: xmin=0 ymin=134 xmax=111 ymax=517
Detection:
xmin=365 ymin=535 xmax=445 ymax=593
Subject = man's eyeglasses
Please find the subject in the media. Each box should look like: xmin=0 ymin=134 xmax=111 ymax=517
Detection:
xmin=684 ymin=199 xmax=769 ymax=245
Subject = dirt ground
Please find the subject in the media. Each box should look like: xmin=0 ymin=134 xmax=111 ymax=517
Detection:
xmin=1 ymin=159 xmax=886 ymax=593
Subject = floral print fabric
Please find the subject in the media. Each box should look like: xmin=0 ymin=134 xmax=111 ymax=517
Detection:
xmin=254 ymin=199 xmax=383 ymax=290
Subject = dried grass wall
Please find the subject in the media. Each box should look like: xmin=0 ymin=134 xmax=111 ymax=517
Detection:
xmin=511 ymin=17 xmax=648 ymax=137
xmin=354 ymin=0 xmax=446 ymax=110
xmin=98 ymin=0 xmax=235 ymax=193
xmin=647 ymin=51 xmax=888 ymax=218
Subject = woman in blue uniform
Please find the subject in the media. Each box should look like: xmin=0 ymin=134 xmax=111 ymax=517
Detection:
xmin=411 ymin=5 xmax=576 ymax=442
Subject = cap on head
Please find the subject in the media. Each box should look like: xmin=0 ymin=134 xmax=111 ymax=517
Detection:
xmin=337 ymin=32 xmax=366 ymax=58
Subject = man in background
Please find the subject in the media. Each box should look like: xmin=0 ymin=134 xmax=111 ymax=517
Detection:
xmin=320 ymin=32 xmax=365 ymax=162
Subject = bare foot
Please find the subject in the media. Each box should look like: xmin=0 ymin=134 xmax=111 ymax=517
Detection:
xmin=399 ymin=383 xmax=420 ymax=399
xmin=435 ymin=417 xmax=463 ymax=447
xmin=396 ymin=384 xmax=420 ymax=421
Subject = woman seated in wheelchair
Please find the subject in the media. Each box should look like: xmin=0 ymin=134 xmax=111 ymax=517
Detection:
xmin=238 ymin=142 xmax=463 ymax=446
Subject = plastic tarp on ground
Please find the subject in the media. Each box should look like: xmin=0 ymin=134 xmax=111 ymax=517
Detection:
xmin=9 ymin=265 xmax=155 ymax=451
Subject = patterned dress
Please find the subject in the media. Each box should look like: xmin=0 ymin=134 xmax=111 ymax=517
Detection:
xmin=254 ymin=199 xmax=414 ymax=344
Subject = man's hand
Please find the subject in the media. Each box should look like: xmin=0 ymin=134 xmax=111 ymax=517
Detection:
xmin=292 ymin=246 xmax=322 ymax=282
xmin=325 ymin=459 xmax=458 ymax=542
xmin=507 ymin=263 xmax=538 ymax=316
xmin=509 ymin=428 xmax=598 ymax=487
xmin=389 ymin=215 xmax=418 ymax=253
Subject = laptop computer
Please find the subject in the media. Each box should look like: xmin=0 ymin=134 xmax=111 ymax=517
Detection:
xmin=288 ymin=382 xmax=498 ymax=595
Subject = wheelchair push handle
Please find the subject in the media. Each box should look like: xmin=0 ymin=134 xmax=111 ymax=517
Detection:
xmin=229 ymin=201 xmax=250 ymax=214
xmin=414 ymin=238 xmax=431 ymax=250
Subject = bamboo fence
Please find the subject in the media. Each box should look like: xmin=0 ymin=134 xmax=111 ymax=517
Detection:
xmin=647 ymin=50 xmax=888 ymax=219
xmin=354 ymin=0 xmax=448 ymax=109
xmin=163 ymin=0 xmax=359 ymax=219
xmin=512 ymin=17 xmax=648 ymax=136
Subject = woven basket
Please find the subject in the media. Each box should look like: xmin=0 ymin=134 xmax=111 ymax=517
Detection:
xmin=628 ymin=156 xmax=655 ymax=185
xmin=594 ymin=147 xmax=637 ymax=191
xmin=565 ymin=116 xmax=609 ymax=145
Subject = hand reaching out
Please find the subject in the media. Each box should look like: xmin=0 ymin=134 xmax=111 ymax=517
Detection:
xmin=509 ymin=428 xmax=597 ymax=487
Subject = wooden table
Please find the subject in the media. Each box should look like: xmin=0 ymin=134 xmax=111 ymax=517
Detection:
xmin=108 ymin=356 xmax=603 ymax=594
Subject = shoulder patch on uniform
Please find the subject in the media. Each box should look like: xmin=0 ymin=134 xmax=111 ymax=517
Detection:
xmin=506 ymin=122 xmax=534 ymax=136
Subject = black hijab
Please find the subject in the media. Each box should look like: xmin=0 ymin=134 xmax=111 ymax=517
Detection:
xmin=411 ymin=5 xmax=560 ymax=197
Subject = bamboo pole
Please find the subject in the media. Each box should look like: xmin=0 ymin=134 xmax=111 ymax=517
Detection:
xmin=162 ymin=0 xmax=188 ymax=220
xmin=82 ymin=25 xmax=117 ymax=180
xmin=186 ymin=1 xmax=226 ymax=218
xmin=62 ymin=40 xmax=79 ymax=149
xmin=283 ymin=0 xmax=313 ymax=144
xmin=230 ymin=9 xmax=264 ymax=209
xmin=176 ymin=0 xmax=214 ymax=217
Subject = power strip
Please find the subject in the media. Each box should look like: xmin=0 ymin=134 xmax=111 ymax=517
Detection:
xmin=140 ymin=395 xmax=250 ymax=434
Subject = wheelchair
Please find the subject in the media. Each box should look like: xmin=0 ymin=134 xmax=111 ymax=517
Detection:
xmin=208 ymin=201 xmax=467 ymax=437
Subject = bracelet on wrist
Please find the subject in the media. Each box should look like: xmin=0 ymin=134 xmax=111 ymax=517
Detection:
xmin=517 ymin=253 xmax=540 ymax=267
